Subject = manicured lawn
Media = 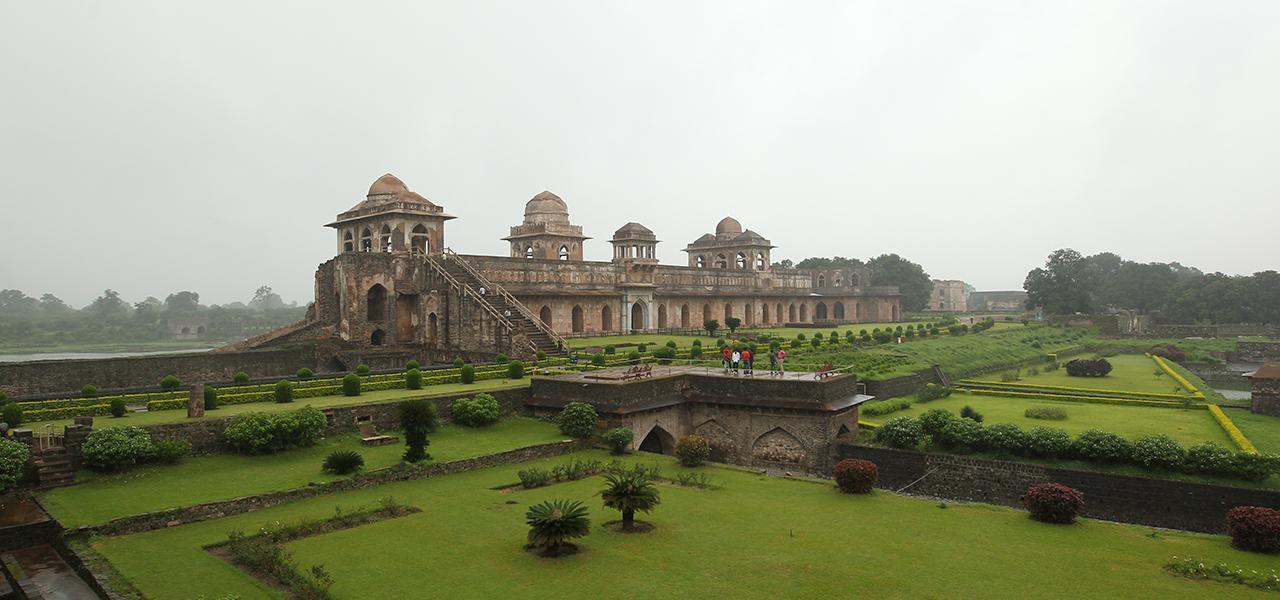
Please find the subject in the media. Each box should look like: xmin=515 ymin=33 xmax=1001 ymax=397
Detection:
xmin=40 ymin=417 xmax=564 ymax=528
xmin=885 ymin=392 xmax=1232 ymax=447
xmin=19 ymin=378 xmax=530 ymax=431
xmin=973 ymin=354 xmax=1192 ymax=396
xmin=1224 ymin=409 xmax=1280 ymax=454
xmin=91 ymin=450 xmax=1273 ymax=599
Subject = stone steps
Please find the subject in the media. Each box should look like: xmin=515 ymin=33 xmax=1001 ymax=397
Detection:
xmin=34 ymin=448 xmax=75 ymax=489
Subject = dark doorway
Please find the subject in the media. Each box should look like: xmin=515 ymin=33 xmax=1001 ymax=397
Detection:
xmin=638 ymin=426 xmax=676 ymax=455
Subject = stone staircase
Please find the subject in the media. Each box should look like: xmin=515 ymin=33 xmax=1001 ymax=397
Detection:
xmin=33 ymin=448 xmax=74 ymax=489
xmin=437 ymin=252 xmax=566 ymax=357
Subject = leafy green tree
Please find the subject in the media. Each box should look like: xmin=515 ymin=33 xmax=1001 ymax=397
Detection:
xmin=525 ymin=500 xmax=591 ymax=556
xmin=704 ymin=319 xmax=720 ymax=336
xmin=600 ymin=471 xmax=662 ymax=531
xmin=724 ymin=317 xmax=741 ymax=334
xmin=399 ymin=398 xmax=439 ymax=463
xmin=1023 ymin=249 xmax=1096 ymax=314
xmin=868 ymin=254 xmax=933 ymax=312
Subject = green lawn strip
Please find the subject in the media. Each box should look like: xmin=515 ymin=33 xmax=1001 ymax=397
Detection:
xmin=956 ymin=379 xmax=1197 ymax=402
xmin=972 ymin=354 xmax=1190 ymax=395
xmin=1225 ymin=410 xmax=1280 ymax=455
xmin=40 ymin=417 xmax=563 ymax=529
xmin=17 ymin=378 xmax=530 ymax=432
xmin=91 ymin=450 xmax=1273 ymax=600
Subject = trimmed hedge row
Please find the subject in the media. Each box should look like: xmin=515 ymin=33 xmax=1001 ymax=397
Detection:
xmin=956 ymin=379 xmax=1196 ymax=402
xmin=1210 ymin=404 xmax=1260 ymax=454
xmin=24 ymin=403 xmax=116 ymax=421
xmin=954 ymin=387 xmax=1203 ymax=409
xmin=1151 ymin=354 xmax=1204 ymax=396
xmin=16 ymin=390 xmax=186 ymax=412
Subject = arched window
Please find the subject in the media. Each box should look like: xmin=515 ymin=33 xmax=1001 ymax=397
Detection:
xmin=371 ymin=329 xmax=385 ymax=346
xmin=696 ymin=256 xmax=706 ymax=268
xmin=525 ymin=245 xmax=535 ymax=259
xmin=761 ymin=303 xmax=770 ymax=324
xmin=539 ymin=305 xmax=552 ymax=327
xmin=602 ymin=305 xmax=613 ymax=331
xmin=681 ymin=304 xmax=690 ymax=328
xmin=657 ymin=304 xmax=668 ymax=329
xmin=818 ymin=274 xmax=826 ymax=288
xmin=834 ymin=302 xmax=845 ymax=320
xmin=776 ymin=304 xmax=783 ymax=324
xmin=571 ymin=305 xmax=584 ymax=333
xmin=380 ymin=225 xmax=392 ymax=252
xmin=724 ymin=303 xmax=733 ymax=319
xmin=411 ymin=225 xmax=429 ymax=254
xmin=367 ymin=284 xmax=387 ymax=321
xmin=714 ymin=254 xmax=727 ymax=269
xmin=788 ymin=304 xmax=796 ymax=322
xmin=834 ymin=272 xmax=844 ymax=287
xmin=631 ymin=302 xmax=645 ymax=331
xmin=815 ymin=303 xmax=828 ymax=320
xmin=756 ymin=253 xmax=766 ymax=270
xmin=703 ymin=304 xmax=711 ymax=323
xmin=360 ymin=228 xmax=373 ymax=252
xmin=744 ymin=303 xmax=752 ymax=326
xmin=800 ymin=304 xmax=808 ymax=322
xmin=559 ymin=246 xmax=570 ymax=261
xmin=735 ymin=253 xmax=747 ymax=269
xmin=428 ymin=313 xmax=438 ymax=345
xmin=343 ymin=231 xmax=354 ymax=252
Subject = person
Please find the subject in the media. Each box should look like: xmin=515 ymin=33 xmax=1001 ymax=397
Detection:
xmin=777 ymin=348 xmax=787 ymax=376
xmin=731 ymin=349 xmax=741 ymax=375
xmin=769 ymin=349 xmax=779 ymax=376
xmin=742 ymin=347 xmax=753 ymax=375
xmin=478 ymin=286 xmax=487 ymax=296
xmin=721 ymin=345 xmax=732 ymax=372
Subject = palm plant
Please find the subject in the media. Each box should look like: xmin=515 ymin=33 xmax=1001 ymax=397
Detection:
xmin=600 ymin=471 xmax=661 ymax=531
xmin=525 ymin=499 xmax=590 ymax=556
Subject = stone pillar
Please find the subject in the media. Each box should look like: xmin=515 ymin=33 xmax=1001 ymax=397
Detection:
xmin=188 ymin=383 xmax=205 ymax=419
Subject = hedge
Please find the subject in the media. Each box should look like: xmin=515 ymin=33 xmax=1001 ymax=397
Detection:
xmin=1209 ymin=404 xmax=1259 ymax=454
xmin=954 ymin=387 xmax=1205 ymax=409
xmin=16 ymin=390 xmax=187 ymax=412
xmin=1151 ymin=354 xmax=1204 ymax=396
xmin=955 ymin=379 xmax=1196 ymax=402
xmin=24 ymin=403 xmax=115 ymax=421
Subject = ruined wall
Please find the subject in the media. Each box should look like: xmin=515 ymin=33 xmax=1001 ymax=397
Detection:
xmin=1252 ymin=378 xmax=1280 ymax=417
xmin=1237 ymin=341 xmax=1280 ymax=362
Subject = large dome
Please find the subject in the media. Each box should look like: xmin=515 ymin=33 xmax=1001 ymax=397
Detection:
xmin=367 ymin=173 xmax=408 ymax=196
xmin=523 ymin=191 xmax=570 ymax=225
xmin=716 ymin=216 xmax=743 ymax=236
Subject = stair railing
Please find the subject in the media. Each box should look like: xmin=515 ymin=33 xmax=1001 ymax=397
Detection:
xmin=441 ymin=248 xmax=569 ymax=352
xmin=423 ymin=254 xmax=537 ymax=354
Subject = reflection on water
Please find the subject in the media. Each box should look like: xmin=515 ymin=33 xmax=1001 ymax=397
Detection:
xmin=0 ymin=348 xmax=213 ymax=363
xmin=1214 ymin=388 xmax=1252 ymax=401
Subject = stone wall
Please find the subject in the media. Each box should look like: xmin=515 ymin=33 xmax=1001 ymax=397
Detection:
xmin=1251 ymin=378 xmax=1280 ymax=417
xmin=839 ymin=445 xmax=1280 ymax=534
xmin=1237 ymin=341 xmax=1280 ymax=363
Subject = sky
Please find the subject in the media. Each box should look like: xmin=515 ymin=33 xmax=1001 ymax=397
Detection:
xmin=2 ymin=1 xmax=1278 ymax=307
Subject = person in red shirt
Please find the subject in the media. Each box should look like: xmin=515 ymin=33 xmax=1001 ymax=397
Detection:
xmin=742 ymin=348 xmax=754 ymax=376
xmin=721 ymin=345 xmax=732 ymax=372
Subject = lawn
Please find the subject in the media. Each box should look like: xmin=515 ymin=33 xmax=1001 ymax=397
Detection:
xmin=90 ymin=450 xmax=1274 ymax=599
xmin=884 ymin=392 xmax=1232 ymax=447
xmin=973 ymin=354 xmax=1192 ymax=396
xmin=18 ymin=378 xmax=530 ymax=432
xmin=40 ymin=417 xmax=565 ymax=529
xmin=1225 ymin=409 xmax=1280 ymax=454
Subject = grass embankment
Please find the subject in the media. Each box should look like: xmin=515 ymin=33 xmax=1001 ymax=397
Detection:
xmin=91 ymin=450 xmax=1274 ymax=599
xmin=972 ymin=354 xmax=1196 ymax=397
xmin=40 ymin=417 xmax=564 ymax=529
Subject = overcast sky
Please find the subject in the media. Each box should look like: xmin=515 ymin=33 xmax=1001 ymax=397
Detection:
xmin=3 ymin=1 xmax=1278 ymax=307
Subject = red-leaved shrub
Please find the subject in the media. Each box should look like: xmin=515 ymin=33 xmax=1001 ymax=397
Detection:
xmin=1021 ymin=483 xmax=1084 ymax=524
xmin=1149 ymin=344 xmax=1186 ymax=363
xmin=833 ymin=459 xmax=878 ymax=494
xmin=1226 ymin=506 xmax=1280 ymax=553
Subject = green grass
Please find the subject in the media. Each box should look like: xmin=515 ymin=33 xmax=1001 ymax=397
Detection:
xmin=1224 ymin=409 xmax=1280 ymax=454
xmin=18 ymin=378 xmax=530 ymax=431
xmin=90 ymin=450 xmax=1275 ymax=599
xmin=974 ymin=354 xmax=1191 ymax=396
xmin=892 ymin=392 xmax=1232 ymax=447
xmin=40 ymin=417 xmax=564 ymax=529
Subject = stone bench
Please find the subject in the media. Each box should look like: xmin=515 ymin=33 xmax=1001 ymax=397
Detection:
xmin=358 ymin=423 xmax=399 ymax=447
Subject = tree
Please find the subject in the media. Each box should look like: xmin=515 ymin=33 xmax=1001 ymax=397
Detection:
xmin=38 ymin=293 xmax=71 ymax=315
xmin=249 ymin=285 xmax=285 ymax=311
xmin=163 ymin=291 xmax=200 ymax=313
xmin=525 ymin=499 xmax=591 ymax=556
xmin=600 ymin=470 xmax=661 ymax=531
xmin=867 ymin=254 xmax=932 ymax=312
xmin=0 ymin=290 xmax=39 ymax=317
xmin=704 ymin=319 xmax=720 ymax=336
xmin=399 ymin=398 xmax=439 ymax=463
xmin=88 ymin=289 xmax=130 ymax=319
xmin=1023 ymin=249 xmax=1096 ymax=314
xmin=724 ymin=317 xmax=741 ymax=334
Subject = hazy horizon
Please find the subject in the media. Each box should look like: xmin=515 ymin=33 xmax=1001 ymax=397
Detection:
xmin=3 ymin=2 xmax=1278 ymax=307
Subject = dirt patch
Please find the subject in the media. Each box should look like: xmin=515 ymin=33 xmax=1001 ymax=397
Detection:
xmin=523 ymin=543 xmax=582 ymax=558
xmin=601 ymin=520 xmax=656 ymax=534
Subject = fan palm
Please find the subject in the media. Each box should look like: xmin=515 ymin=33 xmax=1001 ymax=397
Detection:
xmin=525 ymin=499 xmax=591 ymax=556
xmin=600 ymin=471 xmax=662 ymax=531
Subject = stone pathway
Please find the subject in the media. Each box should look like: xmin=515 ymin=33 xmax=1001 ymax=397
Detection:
xmin=1 ymin=545 xmax=99 ymax=600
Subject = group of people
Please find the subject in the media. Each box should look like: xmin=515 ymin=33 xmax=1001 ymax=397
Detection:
xmin=720 ymin=343 xmax=786 ymax=377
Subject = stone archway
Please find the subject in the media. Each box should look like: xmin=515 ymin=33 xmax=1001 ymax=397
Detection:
xmin=751 ymin=427 xmax=806 ymax=467
xmin=694 ymin=419 xmax=735 ymax=463
xmin=539 ymin=305 xmax=553 ymax=328
xmin=834 ymin=302 xmax=845 ymax=320
xmin=630 ymin=301 xmax=646 ymax=332
xmin=657 ymin=304 xmax=668 ymax=329
xmin=815 ymin=302 xmax=828 ymax=320
xmin=572 ymin=305 xmax=584 ymax=333
xmin=602 ymin=305 xmax=613 ymax=331
xmin=681 ymin=304 xmax=690 ymax=328
xmin=638 ymin=426 xmax=677 ymax=455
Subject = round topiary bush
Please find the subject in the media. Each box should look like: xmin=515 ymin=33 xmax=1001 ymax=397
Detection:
xmin=627 ymin=351 xmax=641 ymax=362
xmin=1132 ymin=434 xmax=1185 ymax=471
xmin=833 ymin=458 xmax=878 ymax=494
xmin=160 ymin=375 xmax=181 ymax=390
xmin=637 ymin=344 xmax=647 ymax=353
xmin=0 ymin=439 xmax=31 ymax=492
xmin=233 ymin=371 xmax=250 ymax=384
xmin=604 ymin=346 xmax=616 ymax=355
xmin=507 ymin=360 xmax=525 ymax=379
xmin=453 ymin=357 xmax=465 ymax=368
xmin=405 ymin=368 xmax=423 ymax=390
xmin=460 ymin=364 xmax=477 ymax=384
xmin=82 ymin=426 xmax=155 ymax=472
xmin=109 ymin=398 xmax=126 ymax=418
xmin=1021 ymin=483 xmax=1085 ymax=524
xmin=356 ymin=364 xmax=370 ymax=375
xmin=296 ymin=368 xmax=313 ymax=380
xmin=342 ymin=373 xmax=361 ymax=397
xmin=274 ymin=380 xmax=294 ymax=403
xmin=1072 ymin=429 xmax=1134 ymax=463
xmin=674 ymin=435 xmax=710 ymax=467
xmin=601 ymin=427 xmax=634 ymax=455
xmin=81 ymin=385 xmax=98 ymax=398
xmin=1 ymin=403 xmax=23 ymax=428
xmin=203 ymin=386 xmax=219 ymax=410
xmin=452 ymin=393 xmax=501 ymax=427
xmin=984 ymin=423 xmax=1028 ymax=455
xmin=590 ymin=354 xmax=607 ymax=367
xmin=406 ymin=359 xmax=421 ymax=370
xmin=322 ymin=450 xmax=365 ymax=475
xmin=557 ymin=402 xmax=598 ymax=438
xmin=875 ymin=417 xmax=925 ymax=449
xmin=1226 ymin=506 xmax=1280 ymax=554
xmin=496 ymin=354 xmax=510 ymax=364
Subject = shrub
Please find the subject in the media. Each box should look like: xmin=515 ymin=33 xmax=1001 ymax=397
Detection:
xmin=452 ymin=393 xmax=500 ymax=427
xmin=233 ymin=371 xmax=250 ymax=384
xmin=274 ymin=380 xmax=294 ymax=403
xmin=342 ymin=373 xmax=361 ymax=396
xmin=1228 ymin=453 xmax=1280 ymax=482
xmin=453 ymin=357 xmax=465 ymax=368
xmin=1000 ymin=370 xmax=1021 ymax=382
xmin=984 ymin=423 xmax=1027 ymax=455
xmin=1 ymin=403 xmax=23 ymax=427
xmin=507 ymin=360 xmax=525 ymax=379
xmin=637 ymin=344 xmax=647 ymax=353
xmin=0 ymin=439 xmax=31 ymax=492
xmin=160 ymin=375 xmax=181 ymax=390
xmin=223 ymin=407 xmax=327 ymax=454
xmin=918 ymin=408 xmax=957 ymax=438
xmin=690 ymin=345 xmax=704 ymax=359
xmin=400 ymin=398 xmax=439 ymax=463
xmin=1150 ymin=344 xmax=1186 ymax=363
xmin=535 ymin=351 xmax=546 ymax=363
xmin=525 ymin=499 xmax=591 ymax=556
xmin=590 ymin=354 xmax=606 ymax=367
xmin=81 ymin=385 xmax=98 ymax=398
xmin=861 ymin=399 xmax=912 ymax=417
xmin=518 ymin=467 xmax=552 ymax=489
xmin=652 ymin=346 xmax=676 ymax=364
xmin=406 ymin=359 xmax=421 ymax=370
xmin=915 ymin=383 xmax=951 ymax=403
xmin=496 ymin=354 xmax=510 ymax=364
xmin=875 ymin=417 xmax=925 ymax=449
xmin=82 ymin=426 xmax=155 ymax=471
xmin=791 ymin=340 xmax=802 ymax=349
xmin=1022 ymin=483 xmax=1084 ymax=524
xmin=1065 ymin=358 xmax=1112 ymax=377
xmin=203 ymin=386 xmax=219 ymax=410
xmin=810 ymin=339 xmax=821 ymax=349
xmin=1226 ymin=506 xmax=1280 ymax=553
xmin=627 ymin=351 xmax=641 ymax=362
xmin=1043 ymin=361 xmax=1060 ymax=372
xmin=938 ymin=418 xmax=984 ymax=451
xmin=1132 ymin=434 xmax=1185 ymax=471
xmin=557 ymin=402 xmax=598 ymax=438
xmin=461 ymin=364 xmax=477 ymax=383
xmin=833 ymin=459 xmax=878 ymax=494
xmin=152 ymin=439 xmax=191 ymax=464
xmin=356 ymin=364 xmax=371 ymax=375
xmin=109 ymin=398 xmax=126 ymax=418
xmin=665 ymin=340 xmax=677 ymax=349
xmin=1025 ymin=427 xmax=1072 ymax=458
xmin=296 ymin=368 xmax=313 ymax=380
xmin=675 ymin=435 xmax=711 ymax=466
xmin=1072 ymin=429 xmax=1134 ymax=463
xmin=1185 ymin=442 xmax=1235 ymax=476
xmin=322 ymin=450 xmax=365 ymax=475
xmin=602 ymin=428 xmax=634 ymax=455
xmin=405 ymin=368 xmax=423 ymax=390
xmin=1024 ymin=406 xmax=1067 ymax=420
xmin=604 ymin=345 xmax=616 ymax=355
xmin=959 ymin=405 xmax=983 ymax=422
xmin=601 ymin=470 xmax=662 ymax=531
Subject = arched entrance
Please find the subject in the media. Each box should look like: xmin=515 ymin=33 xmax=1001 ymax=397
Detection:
xmin=834 ymin=302 xmax=845 ymax=320
xmin=539 ymin=305 xmax=552 ymax=328
xmin=657 ymin=304 xmax=668 ymax=329
xmin=800 ymin=304 xmax=808 ymax=322
xmin=815 ymin=303 xmax=828 ymax=320
xmin=571 ymin=305 xmax=584 ymax=333
xmin=427 ymin=313 xmax=438 ymax=346
xmin=680 ymin=304 xmax=690 ymax=328
xmin=630 ymin=301 xmax=646 ymax=332
xmin=788 ymin=304 xmax=796 ymax=322
xmin=366 ymin=284 xmax=387 ymax=321
xmin=892 ymin=304 xmax=900 ymax=321
xmin=761 ymin=303 xmax=769 ymax=324
xmin=638 ymin=426 xmax=677 ymax=455
xmin=602 ymin=305 xmax=613 ymax=331
xmin=371 ymin=329 xmax=385 ymax=346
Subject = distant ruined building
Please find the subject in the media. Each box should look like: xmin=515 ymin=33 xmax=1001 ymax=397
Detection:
xmin=231 ymin=174 xmax=901 ymax=366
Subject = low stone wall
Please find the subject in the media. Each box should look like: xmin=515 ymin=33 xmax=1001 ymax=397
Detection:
xmin=839 ymin=445 xmax=1280 ymax=534
xmin=1237 ymin=341 xmax=1280 ymax=363
xmin=68 ymin=439 xmax=586 ymax=538
xmin=864 ymin=370 xmax=940 ymax=399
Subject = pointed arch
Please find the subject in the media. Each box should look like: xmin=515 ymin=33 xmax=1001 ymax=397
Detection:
xmin=696 ymin=255 xmax=706 ymax=268
xmin=370 ymin=329 xmax=386 ymax=346
xmin=539 ymin=305 xmax=552 ymax=328
xmin=714 ymin=254 xmax=728 ymax=269
xmin=657 ymin=304 xmax=668 ymax=329
xmin=756 ymin=253 xmax=766 ymax=270
xmin=366 ymin=284 xmax=387 ymax=321
xmin=427 ymin=312 xmax=438 ymax=345
xmin=360 ymin=228 xmax=373 ymax=252
xmin=559 ymin=245 xmax=570 ymax=260
xmin=602 ymin=305 xmax=613 ymax=331
xmin=379 ymin=225 xmax=393 ymax=252
xmin=788 ymin=303 xmax=797 ymax=322
xmin=761 ymin=303 xmax=770 ymax=324
xmin=680 ymin=304 xmax=690 ymax=328
xmin=703 ymin=304 xmax=711 ymax=324
xmin=525 ymin=245 xmax=535 ymax=259
xmin=571 ymin=305 xmax=585 ymax=333
xmin=817 ymin=274 xmax=826 ymax=288
xmin=630 ymin=300 xmax=646 ymax=332
xmin=735 ymin=252 xmax=748 ymax=269
xmin=343 ymin=231 xmax=354 ymax=252
xmin=411 ymin=224 xmax=429 ymax=254
xmin=638 ymin=425 xmax=676 ymax=455
xmin=800 ymin=304 xmax=808 ymax=322
xmin=834 ymin=302 xmax=845 ymax=320
xmin=815 ymin=302 xmax=828 ymax=320
xmin=751 ymin=426 xmax=805 ymax=466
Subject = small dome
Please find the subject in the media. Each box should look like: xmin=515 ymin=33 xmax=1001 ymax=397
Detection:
xmin=524 ymin=191 xmax=570 ymax=225
xmin=614 ymin=222 xmax=654 ymax=237
xmin=367 ymin=173 xmax=408 ymax=196
xmin=716 ymin=216 xmax=743 ymax=236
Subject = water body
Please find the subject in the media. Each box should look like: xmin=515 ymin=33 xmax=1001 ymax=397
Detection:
xmin=0 ymin=348 xmax=214 ymax=363
xmin=1214 ymin=388 xmax=1252 ymax=402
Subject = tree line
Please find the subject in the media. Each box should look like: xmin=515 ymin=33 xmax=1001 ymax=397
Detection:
xmin=1023 ymin=249 xmax=1280 ymax=323
xmin=775 ymin=254 xmax=935 ymax=312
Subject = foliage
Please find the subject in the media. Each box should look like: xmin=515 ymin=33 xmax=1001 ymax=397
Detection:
xmin=875 ymin=417 xmax=925 ymax=449
xmin=507 ymin=360 xmax=525 ymax=379
xmin=1024 ymin=427 xmax=1073 ymax=458
xmin=600 ymin=470 xmax=662 ymax=530
xmin=204 ymin=386 xmax=218 ymax=410
xmin=321 ymin=450 xmax=365 ymax=475
xmin=406 ymin=359 xmax=420 ymax=370
xmin=959 ymin=405 xmax=983 ymax=422
xmin=1065 ymin=358 xmax=1112 ymax=377
xmin=867 ymin=253 xmax=933 ymax=311
xmin=110 ymin=397 xmax=127 ymax=417
xmin=496 ymin=354 xmax=510 ymax=364
xmin=590 ymin=354 xmax=607 ymax=367
xmin=451 ymin=393 xmax=500 ymax=427
xmin=601 ymin=427 xmax=634 ymax=455
xmin=525 ymin=499 xmax=591 ymax=556
xmin=1024 ymin=406 xmax=1067 ymax=420
xmin=725 ymin=317 xmax=742 ymax=334
xmin=937 ymin=418 xmax=984 ymax=451
xmin=1021 ymin=483 xmax=1085 ymax=524
xmin=1071 ymin=429 xmax=1134 ymax=463
xmin=355 ymin=364 xmax=370 ymax=375
xmin=81 ymin=384 xmax=98 ymax=398
xmin=152 ymin=439 xmax=191 ymax=464
xmin=461 ymin=364 xmax=477 ymax=383
xmin=160 ymin=374 xmax=182 ymax=390
xmin=82 ymin=426 xmax=156 ymax=471
xmin=1184 ymin=442 xmax=1235 ymax=477
xmin=704 ymin=319 xmax=719 ymax=336
xmin=983 ymin=423 xmax=1027 ymax=455
xmin=1226 ymin=506 xmax=1280 ymax=554
xmin=518 ymin=468 xmax=552 ymax=489
xmin=399 ymin=399 xmax=439 ymax=463
xmin=1163 ymin=556 xmax=1280 ymax=592
xmin=832 ymin=458 xmax=878 ymax=493
xmin=1 ymin=403 xmax=21 ymax=427
xmin=918 ymin=408 xmax=957 ymax=438
xmin=405 ymin=368 xmax=422 ymax=390
xmin=861 ymin=399 xmax=912 ymax=417
xmin=222 ymin=407 xmax=327 ymax=454
xmin=233 ymin=371 xmax=250 ymax=384
xmin=627 ymin=351 xmax=641 ymax=362
xmin=453 ymin=357 xmax=465 ymax=368
xmin=0 ymin=438 xmax=31 ymax=492
xmin=1131 ymin=434 xmax=1185 ymax=471
xmin=274 ymin=380 xmax=294 ymax=403
xmin=296 ymin=368 xmax=313 ymax=380
xmin=556 ymin=402 xmax=598 ymax=438
xmin=342 ymin=373 xmax=361 ymax=396
xmin=915 ymin=383 xmax=952 ymax=403
xmin=675 ymin=435 xmax=711 ymax=466
xmin=604 ymin=345 xmax=616 ymax=355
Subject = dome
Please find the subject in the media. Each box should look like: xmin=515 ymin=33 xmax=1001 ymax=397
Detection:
xmin=523 ymin=191 xmax=570 ymax=225
xmin=613 ymin=222 xmax=654 ymax=238
xmin=715 ymin=216 xmax=743 ymax=236
xmin=367 ymin=173 xmax=408 ymax=196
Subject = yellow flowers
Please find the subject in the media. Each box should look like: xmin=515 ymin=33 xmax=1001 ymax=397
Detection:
xmin=1150 ymin=355 xmax=1203 ymax=396
xmin=1208 ymin=404 xmax=1259 ymax=454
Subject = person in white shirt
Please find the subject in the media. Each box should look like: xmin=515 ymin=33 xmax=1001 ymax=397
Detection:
xmin=731 ymin=350 xmax=741 ymax=375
